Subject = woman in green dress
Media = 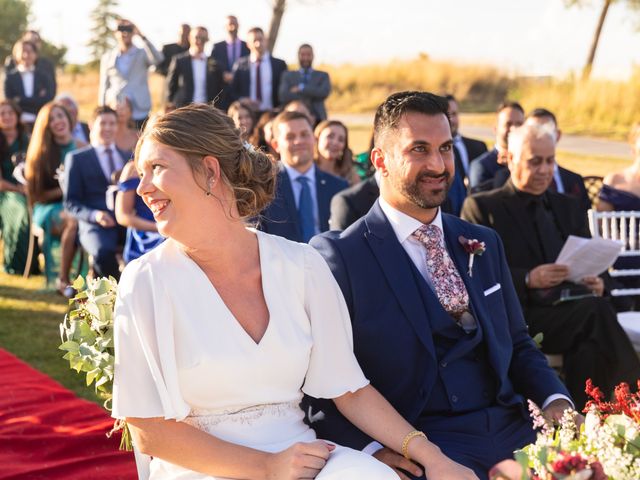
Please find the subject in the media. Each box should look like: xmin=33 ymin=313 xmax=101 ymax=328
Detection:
xmin=0 ymin=99 xmax=35 ymax=274
xmin=25 ymin=101 xmax=85 ymax=294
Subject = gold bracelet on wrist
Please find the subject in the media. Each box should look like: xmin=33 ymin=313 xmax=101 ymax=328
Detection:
xmin=401 ymin=430 xmax=426 ymax=460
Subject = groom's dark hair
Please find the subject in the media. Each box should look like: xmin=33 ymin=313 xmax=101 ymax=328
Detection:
xmin=373 ymin=91 xmax=450 ymax=149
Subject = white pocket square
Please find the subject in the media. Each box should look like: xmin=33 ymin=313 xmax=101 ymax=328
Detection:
xmin=484 ymin=283 xmax=501 ymax=296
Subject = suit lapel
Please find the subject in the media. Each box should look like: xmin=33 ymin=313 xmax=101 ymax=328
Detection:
xmin=501 ymin=183 xmax=542 ymax=259
xmin=315 ymin=169 xmax=330 ymax=231
xmin=364 ymin=203 xmax=436 ymax=358
xmin=279 ymin=168 xmax=302 ymax=238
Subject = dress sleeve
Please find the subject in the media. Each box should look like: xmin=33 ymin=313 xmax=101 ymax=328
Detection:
xmin=301 ymin=245 xmax=369 ymax=399
xmin=111 ymin=258 xmax=191 ymax=421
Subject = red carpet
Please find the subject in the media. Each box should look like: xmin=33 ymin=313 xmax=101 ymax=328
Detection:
xmin=0 ymin=349 xmax=137 ymax=479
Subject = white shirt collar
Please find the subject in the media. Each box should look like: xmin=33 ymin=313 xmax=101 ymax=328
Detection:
xmin=250 ymin=51 xmax=270 ymax=63
xmin=93 ymin=143 xmax=117 ymax=154
xmin=378 ymin=195 xmax=443 ymax=245
xmin=17 ymin=64 xmax=34 ymax=73
xmin=283 ymin=162 xmax=315 ymax=183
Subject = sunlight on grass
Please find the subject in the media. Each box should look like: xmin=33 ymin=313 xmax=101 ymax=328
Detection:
xmin=0 ymin=271 xmax=100 ymax=403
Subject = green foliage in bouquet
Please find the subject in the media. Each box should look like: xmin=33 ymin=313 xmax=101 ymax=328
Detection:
xmin=58 ymin=276 xmax=132 ymax=451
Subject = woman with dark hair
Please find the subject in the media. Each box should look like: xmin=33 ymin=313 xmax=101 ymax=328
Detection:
xmin=227 ymin=101 xmax=256 ymax=142
xmin=314 ymin=120 xmax=360 ymax=185
xmin=24 ymin=100 xmax=85 ymax=294
xmin=0 ymin=99 xmax=35 ymax=274
xmin=4 ymin=40 xmax=55 ymax=129
xmin=248 ymin=109 xmax=278 ymax=157
xmin=111 ymin=104 xmax=472 ymax=479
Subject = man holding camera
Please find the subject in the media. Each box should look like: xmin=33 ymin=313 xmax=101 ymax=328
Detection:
xmin=98 ymin=19 xmax=163 ymax=129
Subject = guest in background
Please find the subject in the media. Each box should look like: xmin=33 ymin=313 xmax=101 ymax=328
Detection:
xmin=99 ymin=19 xmax=163 ymax=129
xmin=211 ymin=15 xmax=249 ymax=110
xmin=279 ymin=44 xmax=331 ymax=122
xmin=24 ymin=101 xmax=84 ymax=295
xmin=468 ymin=101 xmax=524 ymax=192
xmin=258 ymin=111 xmax=348 ymax=242
xmin=283 ymin=99 xmax=316 ymax=127
xmin=445 ymin=94 xmax=487 ymax=215
xmin=166 ymin=26 xmax=224 ymax=108
xmin=55 ymin=93 xmax=90 ymax=144
xmin=4 ymin=39 xmax=56 ymax=128
xmin=230 ymin=27 xmax=287 ymax=112
xmin=157 ymin=24 xmax=190 ymax=77
xmin=248 ymin=110 xmax=278 ymax=156
xmin=64 ymin=106 xmax=128 ymax=280
xmin=115 ymin=161 xmax=164 ymax=264
xmin=5 ymin=30 xmax=57 ymax=91
xmin=108 ymin=97 xmax=139 ymax=153
xmin=227 ymin=101 xmax=256 ymax=142
xmin=314 ymin=120 xmax=359 ymax=185
xmin=0 ymin=99 xmax=35 ymax=274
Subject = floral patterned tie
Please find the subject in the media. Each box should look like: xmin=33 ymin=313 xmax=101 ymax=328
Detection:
xmin=412 ymin=224 xmax=470 ymax=322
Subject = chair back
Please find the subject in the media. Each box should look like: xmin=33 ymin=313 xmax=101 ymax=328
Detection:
xmin=588 ymin=209 xmax=640 ymax=296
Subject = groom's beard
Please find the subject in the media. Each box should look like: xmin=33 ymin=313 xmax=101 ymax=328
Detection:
xmin=394 ymin=169 xmax=452 ymax=210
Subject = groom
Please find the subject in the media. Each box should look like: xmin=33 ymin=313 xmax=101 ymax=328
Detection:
xmin=306 ymin=91 xmax=572 ymax=479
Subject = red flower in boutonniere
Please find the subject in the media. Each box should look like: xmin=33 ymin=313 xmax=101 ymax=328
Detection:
xmin=458 ymin=235 xmax=486 ymax=277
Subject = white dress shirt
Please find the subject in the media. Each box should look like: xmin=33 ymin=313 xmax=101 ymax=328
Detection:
xmin=190 ymin=54 xmax=207 ymax=103
xmin=283 ymin=163 xmax=320 ymax=236
xmin=453 ymin=134 xmax=470 ymax=177
xmin=362 ymin=197 xmax=572 ymax=455
xmin=552 ymin=165 xmax=565 ymax=193
xmin=17 ymin=65 xmax=36 ymax=123
xmin=250 ymin=52 xmax=273 ymax=110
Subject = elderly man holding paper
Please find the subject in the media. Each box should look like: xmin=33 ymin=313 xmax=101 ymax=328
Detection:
xmin=461 ymin=122 xmax=640 ymax=408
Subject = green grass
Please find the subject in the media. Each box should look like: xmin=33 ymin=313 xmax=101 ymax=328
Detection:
xmin=0 ymin=271 xmax=101 ymax=404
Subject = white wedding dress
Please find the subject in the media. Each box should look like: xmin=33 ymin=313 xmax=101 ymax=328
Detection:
xmin=112 ymin=231 xmax=396 ymax=479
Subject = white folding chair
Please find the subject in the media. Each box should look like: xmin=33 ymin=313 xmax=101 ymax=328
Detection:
xmin=588 ymin=209 xmax=640 ymax=351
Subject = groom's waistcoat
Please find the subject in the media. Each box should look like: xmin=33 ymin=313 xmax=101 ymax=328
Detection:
xmin=407 ymin=256 xmax=496 ymax=415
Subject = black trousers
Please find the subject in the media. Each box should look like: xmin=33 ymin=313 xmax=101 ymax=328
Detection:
xmin=525 ymin=296 xmax=640 ymax=409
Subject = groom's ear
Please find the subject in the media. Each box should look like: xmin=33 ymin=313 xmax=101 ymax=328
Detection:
xmin=371 ymin=147 xmax=387 ymax=176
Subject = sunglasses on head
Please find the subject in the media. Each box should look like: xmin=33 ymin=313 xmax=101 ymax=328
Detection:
xmin=117 ymin=25 xmax=133 ymax=33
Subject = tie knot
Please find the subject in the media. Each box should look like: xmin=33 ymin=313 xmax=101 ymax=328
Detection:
xmin=297 ymin=176 xmax=310 ymax=186
xmin=105 ymin=147 xmax=113 ymax=155
xmin=412 ymin=224 xmax=442 ymax=246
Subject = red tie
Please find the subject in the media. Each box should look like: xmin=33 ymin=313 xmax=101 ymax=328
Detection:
xmin=255 ymin=59 xmax=262 ymax=102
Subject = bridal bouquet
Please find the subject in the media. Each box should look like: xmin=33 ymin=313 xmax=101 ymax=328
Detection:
xmin=58 ymin=276 xmax=132 ymax=450
xmin=502 ymin=380 xmax=640 ymax=480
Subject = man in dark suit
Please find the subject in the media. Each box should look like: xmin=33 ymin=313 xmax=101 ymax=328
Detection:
xmin=259 ymin=111 xmax=348 ymax=242
xmin=307 ymin=91 xmax=571 ymax=479
xmin=64 ymin=107 xmax=127 ymax=280
xmin=211 ymin=15 xmax=249 ymax=110
xmin=489 ymin=108 xmax=591 ymax=211
xmin=461 ymin=123 xmax=640 ymax=408
xmin=279 ymin=44 xmax=331 ymax=122
xmin=230 ymin=27 xmax=287 ymax=112
xmin=329 ymin=174 xmax=380 ymax=230
xmin=445 ymin=94 xmax=488 ymax=215
xmin=166 ymin=26 xmax=224 ymax=108
xmin=5 ymin=30 xmax=57 ymax=90
xmin=468 ymin=101 xmax=524 ymax=193
xmin=156 ymin=24 xmax=190 ymax=77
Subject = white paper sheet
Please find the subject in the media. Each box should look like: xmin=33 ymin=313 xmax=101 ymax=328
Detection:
xmin=555 ymin=235 xmax=623 ymax=282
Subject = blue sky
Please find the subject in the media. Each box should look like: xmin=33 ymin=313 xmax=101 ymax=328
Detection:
xmin=31 ymin=0 xmax=638 ymax=78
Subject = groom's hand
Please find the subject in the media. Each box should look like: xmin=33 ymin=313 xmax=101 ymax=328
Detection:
xmin=373 ymin=447 xmax=423 ymax=479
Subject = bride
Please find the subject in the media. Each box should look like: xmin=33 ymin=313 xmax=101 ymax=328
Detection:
xmin=112 ymin=104 xmax=477 ymax=479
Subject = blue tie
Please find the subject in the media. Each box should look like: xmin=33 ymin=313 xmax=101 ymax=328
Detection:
xmin=296 ymin=176 xmax=315 ymax=243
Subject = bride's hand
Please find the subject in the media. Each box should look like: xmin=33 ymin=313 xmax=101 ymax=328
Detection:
xmin=265 ymin=440 xmax=335 ymax=480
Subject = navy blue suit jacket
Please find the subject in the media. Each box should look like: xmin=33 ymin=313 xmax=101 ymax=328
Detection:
xmin=211 ymin=40 xmax=250 ymax=72
xmin=258 ymin=167 xmax=348 ymax=242
xmin=469 ymin=148 xmax=501 ymax=191
xmin=63 ymin=146 xmax=130 ymax=224
xmin=307 ymin=202 xmax=569 ymax=448
xmin=4 ymin=68 xmax=55 ymax=116
xmin=230 ymin=55 xmax=288 ymax=108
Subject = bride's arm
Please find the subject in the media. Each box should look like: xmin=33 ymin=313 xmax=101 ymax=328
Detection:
xmin=332 ymin=385 xmax=479 ymax=480
xmin=126 ymin=416 xmax=332 ymax=480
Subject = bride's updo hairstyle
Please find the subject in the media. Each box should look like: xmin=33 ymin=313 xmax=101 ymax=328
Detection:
xmin=135 ymin=103 xmax=277 ymax=219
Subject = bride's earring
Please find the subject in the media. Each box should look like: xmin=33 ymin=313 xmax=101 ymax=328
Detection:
xmin=206 ymin=177 xmax=214 ymax=196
